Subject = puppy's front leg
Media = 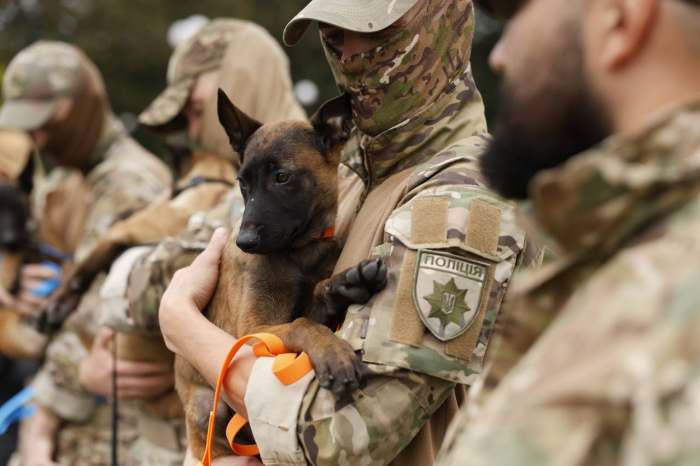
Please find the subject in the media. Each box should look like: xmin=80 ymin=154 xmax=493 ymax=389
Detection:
xmin=306 ymin=258 xmax=388 ymax=328
xmin=247 ymin=318 xmax=363 ymax=396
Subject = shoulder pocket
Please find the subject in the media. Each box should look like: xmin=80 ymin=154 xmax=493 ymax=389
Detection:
xmin=359 ymin=187 xmax=525 ymax=384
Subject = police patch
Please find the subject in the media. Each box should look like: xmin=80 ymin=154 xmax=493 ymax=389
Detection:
xmin=413 ymin=250 xmax=490 ymax=341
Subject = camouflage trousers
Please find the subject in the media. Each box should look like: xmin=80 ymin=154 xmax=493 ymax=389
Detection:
xmin=56 ymin=401 xmax=139 ymax=466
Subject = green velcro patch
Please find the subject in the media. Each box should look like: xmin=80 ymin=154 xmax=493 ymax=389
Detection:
xmin=413 ymin=249 xmax=491 ymax=342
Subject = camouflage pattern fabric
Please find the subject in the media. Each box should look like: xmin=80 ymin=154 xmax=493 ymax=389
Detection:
xmin=31 ymin=116 xmax=170 ymax=462
xmin=435 ymin=99 xmax=700 ymax=466
xmin=322 ymin=0 xmax=475 ymax=137
xmin=0 ymin=41 xmax=82 ymax=130
xmin=139 ymin=18 xmax=246 ymax=130
xmin=244 ymin=66 xmax=542 ymax=466
xmin=74 ymin=116 xmax=172 ymax=261
xmin=117 ymin=189 xmax=244 ymax=333
xmin=55 ymin=402 xmax=140 ymax=466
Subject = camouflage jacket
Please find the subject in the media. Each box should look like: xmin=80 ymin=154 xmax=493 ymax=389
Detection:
xmin=99 ymin=188 xmax=245 ymax=334
xmin=243 ymin=70 xmax=542 ymax=466
xmin=436 ymin=99 xmax=700 ymax=466
xmin=33 ymin=117 xmax=171 ymax=427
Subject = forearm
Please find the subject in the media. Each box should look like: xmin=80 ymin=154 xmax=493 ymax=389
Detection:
xmin=23 ymin=406 xmax=60 ymax=464
xmin=167 ymin=303 xmax=256 ymax=418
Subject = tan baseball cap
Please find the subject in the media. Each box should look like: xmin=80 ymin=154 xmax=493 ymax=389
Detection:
xmin=284 ymin=0 xmax=421 ymax=46
xmin=139 ymin=18 xmax=242 ymax=132
xmin=0 ymin=41 xmax=82 ymax=131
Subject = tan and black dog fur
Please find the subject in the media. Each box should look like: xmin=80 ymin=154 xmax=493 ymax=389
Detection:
xmin=176 ymin=90 xmax=388 ymax=458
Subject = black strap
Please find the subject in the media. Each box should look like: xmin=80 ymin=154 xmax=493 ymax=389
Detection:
xmin=174 ymin=176 xmax=235 ymax=196
xmin=112 ymin=339 xmax=118 ymax=466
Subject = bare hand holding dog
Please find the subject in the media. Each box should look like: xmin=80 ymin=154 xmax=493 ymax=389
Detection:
xmin=160 ymin=227 xmax=257 ymax=418
xmin=79 ymin=327 xmax=174 ymax=399
xmin=0 ymin=263 xmax=60 ymax=315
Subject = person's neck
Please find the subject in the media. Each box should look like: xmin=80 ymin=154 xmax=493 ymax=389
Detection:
xmin=611 ymin=63 xmax=700 ymax=135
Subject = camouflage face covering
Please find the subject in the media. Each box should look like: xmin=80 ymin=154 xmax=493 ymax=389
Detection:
xmin=322 ymin=0 xmax=475 ymax=137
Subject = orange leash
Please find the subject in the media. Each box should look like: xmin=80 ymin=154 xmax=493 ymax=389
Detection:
xmin=198 ymin=333 xmax=313 ymax=466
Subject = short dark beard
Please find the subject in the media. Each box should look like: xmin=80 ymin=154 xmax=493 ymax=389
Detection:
xmin=481 ymin=28 xmax=612 ymax=200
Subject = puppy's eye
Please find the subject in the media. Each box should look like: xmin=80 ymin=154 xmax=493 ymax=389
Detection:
xmin=238 ymin=178 xmax=247 ymax=190
xmin=276 ymin=173 xmax=291 ymax=184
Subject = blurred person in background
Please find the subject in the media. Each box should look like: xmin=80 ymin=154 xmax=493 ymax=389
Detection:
xmin=89 ymin=18 xmax=306 ymax=465
xmin=435 ymin=0 xmax=700 ymax=464
xmin=159 ymin=1 xmax=543 ymax=465
xmin=0 ymin=41 xmax=173 ymax=465
xmin=0 ymin=129 xmax=79 ymax=466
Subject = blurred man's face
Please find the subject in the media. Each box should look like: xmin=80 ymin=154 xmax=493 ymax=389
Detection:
xmin=481 ymin=0 xmax=612 ymax=200
xmin=30 ymin=98 xmax=73 ymax=151
xmin=183 ymin=70 xmax=219 ymax=141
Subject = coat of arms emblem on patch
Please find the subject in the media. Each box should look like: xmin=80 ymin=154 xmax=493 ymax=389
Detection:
xmin=413 ymin=250 xmax=490 ymax=341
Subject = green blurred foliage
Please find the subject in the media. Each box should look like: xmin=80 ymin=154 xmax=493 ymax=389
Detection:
xmin=0 ymin=1 xmax=503 ymax=156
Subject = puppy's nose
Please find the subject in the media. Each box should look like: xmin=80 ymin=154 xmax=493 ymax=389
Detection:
xmin=236 ymin=230 xmax=259 ymax=251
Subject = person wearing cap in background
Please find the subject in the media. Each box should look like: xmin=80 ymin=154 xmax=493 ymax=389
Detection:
xmin=433 ymin=0 xmax=700 ymax=464
xmin=159 ymin=1 xmax=543 ymax=465
xmin=0 ymin=41 xmax=174 ymax=465
xmin=81 ymin=18 xmax=307 ymax=466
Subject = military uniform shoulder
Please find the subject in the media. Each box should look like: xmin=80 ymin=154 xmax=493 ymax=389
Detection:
xmin=31 ymin=166 xmax=83 ymax=219
xmin=343 ymin=136 xmax=529 ymax=384
xmin=406 ymin=135 xmax=492 ymax=193
xmin=88 ymin=134 xmax=170 ymax=190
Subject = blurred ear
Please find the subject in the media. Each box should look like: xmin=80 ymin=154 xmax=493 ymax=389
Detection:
xmin=310 ymin=92 xmax=352 ymax=152
xmin=18 ymin=153 xmax=34 ymax=194
xmin=600 ymin=0 xmax=659 ymax=69
xmin=217 ymin=89 xmax=262 ymax=161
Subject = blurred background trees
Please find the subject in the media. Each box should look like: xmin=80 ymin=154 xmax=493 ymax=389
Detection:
xmin=0 ymin=0 xmax=504 ymax=156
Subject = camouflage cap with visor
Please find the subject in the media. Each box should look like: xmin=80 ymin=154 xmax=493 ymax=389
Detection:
xmin=283 ymin=0 xmax=425 ymax=46
xmin=138 ymin=18 xmax=243 ymax=132
xmin=0 ymin=41 xmax=82 ymax=131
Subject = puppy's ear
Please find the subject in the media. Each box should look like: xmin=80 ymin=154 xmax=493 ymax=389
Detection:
xmin=217 ymin=89 xmax=262 ymax=162
xmin=18 ymin=152 xmax=35 ymax=195
xmin=310 ymin=92 xmax=352 ymax=152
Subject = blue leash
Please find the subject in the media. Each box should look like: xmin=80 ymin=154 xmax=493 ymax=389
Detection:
xmin=0 ymin=386 xmax=36 ymax=435
xmin=0 ymin=246 xmax=70 ymax=434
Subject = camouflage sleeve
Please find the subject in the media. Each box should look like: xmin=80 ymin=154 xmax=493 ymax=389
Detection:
xmin=436 ymin=227 xmax=700 ymax=466
xmin=245 ymin=172 xmax=534 ymax=464
xmin=33 ymin=276 xmax=105 ymax=422
xmin=102 ymin=190 xmax=245 ymax=333
xmin=74 ymin=172 xmax=159 ymax=262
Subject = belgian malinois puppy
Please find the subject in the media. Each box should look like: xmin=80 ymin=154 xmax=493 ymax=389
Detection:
xmin=176 ymin=90 xmax=387 ymax=459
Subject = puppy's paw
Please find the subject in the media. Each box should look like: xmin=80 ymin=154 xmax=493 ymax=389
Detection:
xmin=331 ymin=258 xmax=388 ymax=305
xmin=309 ymin=339 xmax=363 ymax=397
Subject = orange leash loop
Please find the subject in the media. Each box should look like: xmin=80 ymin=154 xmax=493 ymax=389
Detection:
xmin=198 ymin=333 xmax=313 ymax=466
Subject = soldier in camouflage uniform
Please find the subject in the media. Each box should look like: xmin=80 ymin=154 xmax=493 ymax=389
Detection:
xmin=0 ymin=41 xmax=172 ymax=465
xmin=158 ymin=1 xmax=542 ymax=465
xmin=436 ymin=0 xmax=700 ymax=464
xmin=95 ymin=19 xmax=306 ymax=465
